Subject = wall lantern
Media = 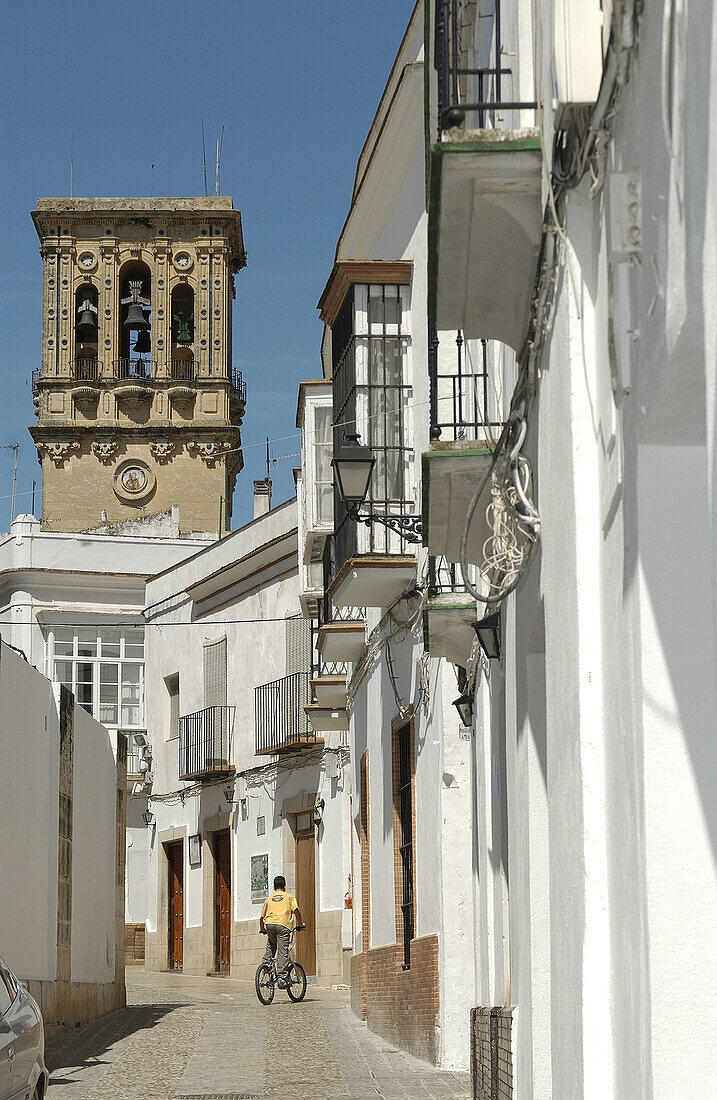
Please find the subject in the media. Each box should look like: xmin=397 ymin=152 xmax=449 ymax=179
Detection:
xmin=332 ymin=432 xmax=422 ymax=544
xmin=473 ymin=612 xmax=501 ymax=660
xmin=452 ymin=694 xmax=473 ymax=727
xmin=331 ymin=432 xmax=374 ymax=508
xmin=142 ymin=809 xmax=155 ymax=826
xmin=224 ymin=783 xmax=237 ymax=807
xmin=312 ymin=799 xmax=325 ymax=827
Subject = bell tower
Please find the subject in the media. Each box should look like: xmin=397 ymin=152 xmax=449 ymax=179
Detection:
xmin=30 ymin=197 xmax=246 ymax=535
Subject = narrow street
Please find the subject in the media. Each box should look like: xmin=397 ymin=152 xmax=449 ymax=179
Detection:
xmin=45 ymin=970 xmax=471 ymax=1099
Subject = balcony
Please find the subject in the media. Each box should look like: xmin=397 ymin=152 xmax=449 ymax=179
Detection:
xmin=316 ymin=614 xmax=366 ymax=665
xmin=114 ymin=358 xmax=155 ymax=380
xmin=170 ymin=359 xmax=195 ymax=382
xmin=178 ymin=705 xmax=235 ymax=781
xmin=429 ymin=0 xmax=541 ymax=350
xmin=328 ymin=554 xmax=417 ymax=611
xmin=72 ymin=359 xmax=100 ymax=382
xmin=423 ymin=556 xmax=477 ymax=666
xmin=424 ymin=331 xmax=502 ymax=571
xmin=230 ymin=368 xmax=247 ymax=404
xmin=255 ymin=672 xmax=320 ymax=755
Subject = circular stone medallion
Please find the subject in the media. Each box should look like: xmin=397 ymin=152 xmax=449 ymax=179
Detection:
xmin=113 ymin=460 xmax=156 ymax=504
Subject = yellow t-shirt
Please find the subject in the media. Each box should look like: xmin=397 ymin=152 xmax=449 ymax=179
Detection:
xmin=261 ymin=890 xmax=298 ymax=930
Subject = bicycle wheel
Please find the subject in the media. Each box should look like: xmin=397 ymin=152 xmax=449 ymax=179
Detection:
xmin=255 ymin=963 xmax=275 ymax=1005
xmin=286 ymin=961 xmax=307 ymax=1002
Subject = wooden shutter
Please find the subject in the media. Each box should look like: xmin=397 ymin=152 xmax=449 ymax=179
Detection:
xmin=204 ymin=638 xmax=227 ymax=708
xmin=285 ymin=615 xmax=311 ymax=676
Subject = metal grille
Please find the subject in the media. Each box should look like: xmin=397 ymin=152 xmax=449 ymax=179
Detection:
xmin=285 ymin=615 xmax=312 ymax=677
xmin=204 ymin=638 xmax=227 ymax=709
xmin=178 ymin=705 xmax=234 ymax=779
xmin=113 ymin=358 xmax=154 ymax=380
xmin=71 ymin=358 xmax=99 ymax=382
xmin=332 ymin=284 xmax=413 ymax=572
xmin=396 ymin=722 xmax=414 ymax=969
xmin=429 ymin=330 xmax=503 ymax=442
xmin=435 ymin=0 xmax=537 ymax=134
xmin=170 ymin=359 xmax=195 ymax=381
xmin=254 ymin=672 xmax=314 ymax=754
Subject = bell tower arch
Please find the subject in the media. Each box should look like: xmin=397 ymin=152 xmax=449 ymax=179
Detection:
xmin=30 ymin=197 xmax=246 ymax=535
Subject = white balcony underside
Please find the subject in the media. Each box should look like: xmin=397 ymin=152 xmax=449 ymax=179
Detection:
xmin=434 ymin=133 xmax=542 ymax=350
xmin=316 ymin=621 xmax=366 ymax=664
xmin=304 ymin=705 xmax=350 ymax=733
xmin=423 ymin=448 xmax=495 ymax=566
xmin=311 ymin=676 xmax=348 ymax=709
xmin=329 ymin=556 xmax=416 ymax=609
xmin=423 ymin=597 xmax=477 ymax=667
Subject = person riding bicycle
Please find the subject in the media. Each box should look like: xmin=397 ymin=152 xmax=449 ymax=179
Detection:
xmin=259 ymin=875 xmax=304 ymax=989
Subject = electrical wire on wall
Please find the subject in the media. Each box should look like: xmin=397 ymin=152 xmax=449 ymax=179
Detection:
xmin=457 ymin=0 xmax=641 ymax=610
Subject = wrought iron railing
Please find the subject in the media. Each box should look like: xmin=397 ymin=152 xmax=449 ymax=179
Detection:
xmin=170 ymin=359 xmax=195 ymax=382
xmin=255 ymin=672 xmax=315 ymax=754
xmin=429 ymin=329 xmax=503 ymax=442
xmin=114 ymin=358 xmax=155 ymax=380
xmin=178 ymin=705 xmax=235 ymax=779
xmin=231 ymin=368 xmax=247 ymax=403
xmin=435 ymin=0 xmax=537 ymax=134
xmin=71 ymin=359 xmax=99 ymax=382
xmin=31 ymin=368 xmax=40 ymax=395
xmin=427 ymin=555 xmax=468 ymax=597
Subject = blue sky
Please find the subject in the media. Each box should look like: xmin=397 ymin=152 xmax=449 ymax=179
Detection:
xmin=0 ymin=0 xmax=416 ymax=530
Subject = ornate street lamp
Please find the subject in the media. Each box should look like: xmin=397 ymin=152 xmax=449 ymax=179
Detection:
xmin=142 ymin=809 xmax=155 ymax=827
xmin=332 ymin=433 xmax=422 ymax=544
xmin=473 ymin=612 xmax=501 ymax=660
xmin=452 ymin=693 xmax=473 ymax=727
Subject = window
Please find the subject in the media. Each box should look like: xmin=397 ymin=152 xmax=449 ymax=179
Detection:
xmin=313 ymin=405 xmax=333 ymax=525
xmin=332 ymin=282 xmax=412 ymax=567
xmin=51 ymin=628 xmax=145 ymax=730
xmin=392 ymin=720 xmax=414 ymax=969
xmin=166 ymin=674 xmax=180 ymax=740
xmin=204 ymin=637 xmax=227 ymax=708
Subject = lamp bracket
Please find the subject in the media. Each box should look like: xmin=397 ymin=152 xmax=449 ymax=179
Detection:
xmin=352 ymin=508 xmax=423 ymax=545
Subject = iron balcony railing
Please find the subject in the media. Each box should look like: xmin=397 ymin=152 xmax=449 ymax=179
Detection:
xmin=427 ymin=555 xmax=469 ymax=597
xmin=231 ymin=368 xmax=247 ymax=403
xmin=71 ymin=359 xmax=99 ymax=382
xmin=435 ymin=0 xmax=537 ymax=134
xmin=114 ymin=358 xmax=155 ymax=381
xmin=429 ymin=329 xmax=503 ymax=442
xmin=178 ymin=705 xmax=235 ymax=780
xmin=170 ymin=359 xmax=195 ymax=382
xmin=255 ymin=672 xmax=315 ymax=755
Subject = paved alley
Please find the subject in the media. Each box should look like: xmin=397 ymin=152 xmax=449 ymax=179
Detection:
xmin=45 ymin=969 xmax=471 ymax=1099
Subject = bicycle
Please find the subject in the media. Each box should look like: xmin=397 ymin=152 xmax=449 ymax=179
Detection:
xmin=255 ymin=926 xmax=307 ymax=1005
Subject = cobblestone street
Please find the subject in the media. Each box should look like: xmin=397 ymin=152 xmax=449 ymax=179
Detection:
xmin=45 ymin=969 xmax=471 ymax=1099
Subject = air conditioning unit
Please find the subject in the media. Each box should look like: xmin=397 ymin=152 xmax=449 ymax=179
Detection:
xmin=552 ymin=0 xmax=605 ymax=127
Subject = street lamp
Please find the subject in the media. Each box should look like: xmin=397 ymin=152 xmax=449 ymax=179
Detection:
xmin=312 ymin=799 xmax=325 ymax=827
xmin=452 ymin=693 xmax=473 ymax=727
xmin=142 ymin=809 xmax=155 ymax=826
xmin=332 ymin=433 xmax=422 ymax=544
xmin=224 ymin=783 xmax=237 ymax=807
xmin=473 ymin=612 xmax=501 ymax=660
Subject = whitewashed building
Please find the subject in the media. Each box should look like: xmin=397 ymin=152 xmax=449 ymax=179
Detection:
xmin=0 ymin=510 xmax=208 ymax=950
xmin=0 ymin=640 xmax=126 ymax=1037
xmin=421 ymin=0 xmax=717 ymax=1097
xmin=141 ymin=486 xmax=352 ymax=984
xmin=297 ymin=3 xmax=478 ymax=1069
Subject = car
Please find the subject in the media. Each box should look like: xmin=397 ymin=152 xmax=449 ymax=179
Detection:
xmin=0 ymin=956 xmax=49 ymax=1099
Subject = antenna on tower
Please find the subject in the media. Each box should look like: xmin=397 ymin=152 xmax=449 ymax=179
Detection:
xmin=215 ymin=125 xmax=224 ymax=196
xmin=201 ymin=120 xmax=208 ymax=197
xmin=70 ymin=133 xmax=74 ymax=198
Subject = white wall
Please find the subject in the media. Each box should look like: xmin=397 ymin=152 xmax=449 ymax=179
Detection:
xmin=126 ymin=797 xmax=150 ymax=925
xmin=71 ymin=708 xmax=117 ymax=983
xmin=0 ymin=644 xmax=59 ymax=981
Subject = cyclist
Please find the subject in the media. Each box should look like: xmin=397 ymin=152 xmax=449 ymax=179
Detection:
xmin=259 ymin=875 xmax=304 ymax=989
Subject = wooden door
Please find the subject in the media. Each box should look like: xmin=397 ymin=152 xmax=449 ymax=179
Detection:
xmin=214 ymin=830 xmax=231 ymax=974
xmin=167 ymin=842 xmax=184 ymax=970
xmin=295 ymin=827 xmax=316 ymax=976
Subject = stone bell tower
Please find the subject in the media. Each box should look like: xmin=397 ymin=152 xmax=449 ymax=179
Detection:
xmin=30 ymin=197 xmax=246 ymax=535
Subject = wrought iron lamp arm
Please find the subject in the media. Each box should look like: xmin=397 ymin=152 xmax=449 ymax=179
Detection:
xmin=349 ymin=506 xmax=423 ymax=545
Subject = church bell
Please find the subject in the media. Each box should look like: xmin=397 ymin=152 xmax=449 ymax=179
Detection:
xmin=124 ymin=303 xmax=149 ymax=329
xmin=133 ymin=329 xmax=151 ymax=354
xmin=76 ymin=307 xmax=97 ymax=342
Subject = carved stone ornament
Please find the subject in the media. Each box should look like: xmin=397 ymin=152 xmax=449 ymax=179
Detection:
xmin=187 ymin=439 xmax=231 ymax=466
xmin=92 ymin=440 xmax=119 ymax=464
xmin=40 ymin=441 xmax=80 ymax=466
xmin=149 ymin=439 xmax=175 ymax=463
